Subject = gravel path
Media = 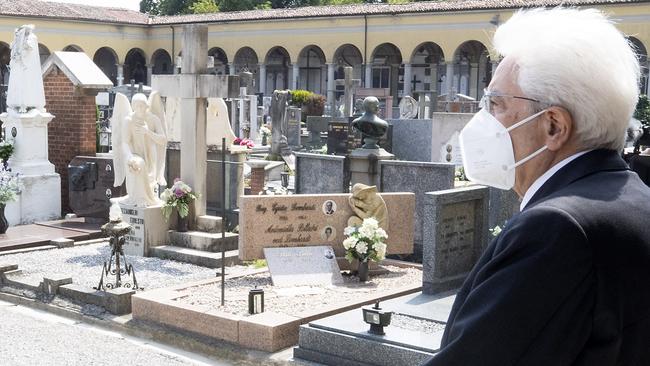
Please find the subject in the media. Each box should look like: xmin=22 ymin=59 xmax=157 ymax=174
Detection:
xmin=175 ymin=266 xmax=422 ymax=317
xmin=0 ymin=243 xmax=251 ymax=290
xmin=0 ymin=300 xmax=227 ymax=366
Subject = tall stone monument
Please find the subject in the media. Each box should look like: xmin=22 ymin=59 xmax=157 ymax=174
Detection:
xmin=0 ymin=25 xmax=61 ymax=224
xmin=152 ymin=24 xmax=238 ymax=218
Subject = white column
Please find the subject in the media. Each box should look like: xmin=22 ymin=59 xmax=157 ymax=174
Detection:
xmin=116 ymin=64 xmax=124 ymax=86
xmin=646 ymin=61 xmax=650 ymax=96
xmin=403 ymin=63 xmax=413 ymax=97
xmin=365 ymin=63 xmax=372 ymax=88
xmin=470 ymin=63 xmax=479 ymax=99
xmin=259 ymin=63 xmax=267 ymax=96
xmin=291 ymin=63 xmax=299 ymax=90
xmin=146 ymin=64 xmax=153 ymax=86
xmin=445 ymin=62 xmax=454 ymax=99
xmin=321 ymin=65 xmax=328 ymax=95
xmin=228 ymin=62 xmax=235 ymax=75
xmin=430 ymin=64 xmax=438 ymax=94
xmin=326 ymin=63 xmax=336 ymax=113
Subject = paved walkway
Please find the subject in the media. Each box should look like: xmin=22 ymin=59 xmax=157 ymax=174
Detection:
xmin=0 ymin=300 xmax=229 ymax=366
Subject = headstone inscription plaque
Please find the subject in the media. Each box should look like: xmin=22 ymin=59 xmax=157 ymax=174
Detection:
xmin=264 ymin=246 xmax=344 ymax=286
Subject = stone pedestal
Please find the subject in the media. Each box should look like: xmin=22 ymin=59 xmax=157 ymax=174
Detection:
xmin=246 ymin=160 xmax=270 ymax=195
xmin=0 ymin=109 xmax=61 ymax=225
xmin=119 ymin=203 xmax=168 ymax=256
xmin=348 ymin=148 xmax=394 ymax=187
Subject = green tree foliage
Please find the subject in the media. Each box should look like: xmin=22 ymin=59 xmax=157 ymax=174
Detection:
xmin=139 ymin=0 xmax=160 ymax=14
xmin=217 ymin=0 xmax=271 ymax=12
xmin=190 ymin=0 xmax=219 ymax=13
xmin=635 ymin=94 xmax=650 ymax=128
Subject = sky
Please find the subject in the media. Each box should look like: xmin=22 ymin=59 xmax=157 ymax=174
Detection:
xmin=47 ymin=0 xmax=141 ymax=11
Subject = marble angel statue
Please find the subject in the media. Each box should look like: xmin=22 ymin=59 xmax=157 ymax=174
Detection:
xmin=7 ymin=24 xmax=46 ymax=113
xmin=111 ymin=92 xmax=167 ymax=207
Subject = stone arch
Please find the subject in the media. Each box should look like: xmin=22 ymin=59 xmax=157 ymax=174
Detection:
xmin=63 ymin=44 xmax=83 ymax=52
xmin=233 ymin=47 xmax=259 ymax=93
xmin=629 ymin=36 xmax=648 ymax=94
xmin=124 ymin=48 xmax=147 ymax=85
xmin=333 ymin=44 xmax=363 ymax=79
xmin=265 ymin=46 xmax=290 ymax=94
xmin=370 ymin=43 xmax=403 ymax=100
xmin=208 ymin=47 xmax=228 ymax=75
xmin=298 ymin=45 xmax=325 ymax=94
xmin=38 ymin=43 xmax=50 ymax=65
xmin=93 ymin=47 xmax=118 ymax=85
xmin=151 ymin=49 xmax=173 ymax=75
xmin=452 ymin=40 xmax=491 ymax=99
xmin=409 ymin=42 xmax=445 ymax=95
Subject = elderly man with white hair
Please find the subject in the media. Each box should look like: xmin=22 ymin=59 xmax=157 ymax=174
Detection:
xmin=423 ymin=8 xmax=650 ymax=366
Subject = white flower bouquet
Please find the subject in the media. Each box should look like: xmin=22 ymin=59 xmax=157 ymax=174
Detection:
xmin=342 ymin=217 xmax=388 ymax=263
xmin=0 ymin=165 xmax=22 ymax=205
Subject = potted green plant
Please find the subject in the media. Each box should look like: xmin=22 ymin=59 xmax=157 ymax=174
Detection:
xmin=0 ymin=139 xmax=15 ymax=170
xmin=343 ymin=217 xmax=388 ymax=282
xmin=161 ymin=179 xmax=198 ymax=232
xmin=0 ymin=166 xmax=22 ymax=234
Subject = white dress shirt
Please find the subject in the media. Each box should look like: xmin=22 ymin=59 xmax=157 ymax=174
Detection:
xmin=520 ymin=150 xmax=593 ymax=210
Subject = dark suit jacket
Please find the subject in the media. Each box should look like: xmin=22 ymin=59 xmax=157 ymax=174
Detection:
xmin=423 ymin=149 xmax=650 ymax=366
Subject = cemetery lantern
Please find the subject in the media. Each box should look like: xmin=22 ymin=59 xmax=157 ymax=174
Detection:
xmin=248 ymin=287 xmax=264 ymax=314
xmin=362 ymin=301 xmax=392 ymax=335
xmin=98 ymin=124 xmax=112 ymax=153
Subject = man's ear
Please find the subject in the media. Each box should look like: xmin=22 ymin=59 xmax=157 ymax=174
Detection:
xmin=543 ymin=106 xmax=573 ymax=151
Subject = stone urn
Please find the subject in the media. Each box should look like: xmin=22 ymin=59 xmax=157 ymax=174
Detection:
xmin=351 ymin=97 xmax=389 ymax=149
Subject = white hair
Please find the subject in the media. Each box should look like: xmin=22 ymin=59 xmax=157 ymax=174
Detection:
xmin=493 ymin=8 xmax=640 ymax=151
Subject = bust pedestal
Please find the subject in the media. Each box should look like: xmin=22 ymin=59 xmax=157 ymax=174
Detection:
xmin=348 ymin=147 xmax=395 ymax=187
xmin=1 ymin=109 xmax=61 ymax=225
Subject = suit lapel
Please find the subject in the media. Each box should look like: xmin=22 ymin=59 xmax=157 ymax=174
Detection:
xmin=524 ymin=149 xmax=629 ymax=209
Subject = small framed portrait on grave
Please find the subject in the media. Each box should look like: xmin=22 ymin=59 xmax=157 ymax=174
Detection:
xmin=322 ymin=200 xmax=337 ymax=215
xmin=321 ymin=226 xmax=336 ymax=241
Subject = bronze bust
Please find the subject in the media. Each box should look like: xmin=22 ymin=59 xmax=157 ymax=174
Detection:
xmin=352 ymin=97 xmax=389 ymax=149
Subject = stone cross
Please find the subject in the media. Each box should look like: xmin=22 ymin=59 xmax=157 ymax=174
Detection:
xmin=335 ymin=66 xmax=361 ymax=117
xmin=152 ymin=25 xmax=239 ymax=216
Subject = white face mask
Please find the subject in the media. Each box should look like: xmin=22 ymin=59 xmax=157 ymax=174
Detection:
xmin=459 ymin=108 xmax=548 ymax=190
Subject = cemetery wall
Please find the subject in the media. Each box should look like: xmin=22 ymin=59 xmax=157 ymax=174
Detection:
xmin=44 ymin=67 xmax=97 ymax=213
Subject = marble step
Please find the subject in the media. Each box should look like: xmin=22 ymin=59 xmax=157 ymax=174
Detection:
xmin=195 ymin=215 xmax=223 ymax=233
xmin=150 ymin=246 xmax=240 ymax=269
xmin=167 ymin=230 xmax=239 ymax=252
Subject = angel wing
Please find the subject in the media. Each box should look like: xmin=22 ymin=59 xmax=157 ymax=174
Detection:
xmin=148 ymin=91 xmax=168 ymax=186
xmin=111 ymin=92 xmax=132 ymax=187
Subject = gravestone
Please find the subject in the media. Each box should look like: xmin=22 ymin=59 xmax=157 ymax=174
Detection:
xmin=238 ymin=193 xmax=415 ymax=260
xmin=294 ymin=152 xmax=347 ymax=194
xmin=68 ymin=155 xmax=126 ymax=221
xmin=307 ymin=116 xmax=346 ymax=144
xmin=488 ymin=187 xmax=520 ymax=229
xmin=270 ymin=90 xmax=291 ymax=157
xmin=390 ymin=113 xmax=471 ymax=163
xmin=326 ymin=120 xmax=353 ymax=155
xmin=422 ymin=185 xmax=489 ymax=293
xmin=379 ymin=161 xmax=455 ymax=260
xmin=264 ymin=246 xmax=344 ymax=286
xmin=287 ymin=106 xmax=302 ymax=147
xmin=120 ymin=204 xmax=168 ymax=256
xmin=335 ymin=66 xmax=361 ymax=117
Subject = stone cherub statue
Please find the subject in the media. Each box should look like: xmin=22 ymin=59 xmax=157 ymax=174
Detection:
xmin=347 ymin=183 xmax=388 ymax=230
xmin=7 ymin=24 xmax=45 ymax=113
xmin=112 ymin=92 xmax=167 ymax=207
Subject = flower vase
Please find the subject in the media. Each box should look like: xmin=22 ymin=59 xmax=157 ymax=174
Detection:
xmin=177 ymin=212 xmax=189 ymax=232
xmin=357 ymin=260 xmax=369 ymax=282
xmin=261 ymin=135 xmax=268 ymax=146
xmin=0 ymin=204 xmax=8 ymax=234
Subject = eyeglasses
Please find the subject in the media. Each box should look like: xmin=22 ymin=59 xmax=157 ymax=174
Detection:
xmin=479 ymin=88 xmax=542 ymax=114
